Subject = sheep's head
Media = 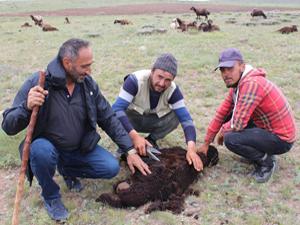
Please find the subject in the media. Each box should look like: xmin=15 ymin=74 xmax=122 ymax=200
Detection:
xmin=292 ymin=25 xmax=298 ymax=32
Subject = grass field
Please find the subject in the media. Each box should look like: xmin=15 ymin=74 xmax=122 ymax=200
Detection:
xmin=0 ymin=1 xmax=299 ymax=225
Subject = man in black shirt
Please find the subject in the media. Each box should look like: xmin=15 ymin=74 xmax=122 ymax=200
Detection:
xmin=2 ymin=38 xmax=150 ymax=221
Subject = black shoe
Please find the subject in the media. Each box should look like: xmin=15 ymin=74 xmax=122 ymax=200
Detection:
xmin=251 ymin=157 xmax=277 ymax=183
xmin=63 ymin=176 xmax=83 ymax=192
xmin=145 ymin=136 xmax=159 ymax=149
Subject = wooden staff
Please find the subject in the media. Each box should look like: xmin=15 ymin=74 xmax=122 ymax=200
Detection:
xmin=12 ymin=71 xmax=46 ymax=225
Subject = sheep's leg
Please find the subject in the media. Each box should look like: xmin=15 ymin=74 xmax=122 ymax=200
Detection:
xmin=185 ymin=188 xmax=200 ymax=197
xmin=145 ymin=195 xmax=185 ymax=214
xmin=145 ymin=200 xmax=163 ymax=214
xmin=96 ymin=193 xmax=123 ymax=208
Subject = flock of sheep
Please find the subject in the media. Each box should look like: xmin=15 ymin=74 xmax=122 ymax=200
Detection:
xmin=20 ymin=15 xmax=70 ymax=31
xmin=168 ymin=7 xmax=298 ymax=34
xmin=21 ymin=7 xmax=298 ymax=35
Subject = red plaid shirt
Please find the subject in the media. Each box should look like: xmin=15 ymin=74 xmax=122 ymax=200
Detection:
xmin=204 ymin=66 xmax=297 ymax=144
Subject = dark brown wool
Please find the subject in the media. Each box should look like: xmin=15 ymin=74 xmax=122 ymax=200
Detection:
xmin=96 ymin=145 xmax=219 ymax=214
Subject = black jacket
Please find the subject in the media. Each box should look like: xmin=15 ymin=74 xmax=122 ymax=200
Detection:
xmin=2 ymin=57 xmax=133 ymax=185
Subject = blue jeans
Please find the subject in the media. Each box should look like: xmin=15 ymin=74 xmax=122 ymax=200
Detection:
xmin=30 ymin=138 xmax=120 ymax=201
xmin=224 ymin=127 xmax=293 ymax=165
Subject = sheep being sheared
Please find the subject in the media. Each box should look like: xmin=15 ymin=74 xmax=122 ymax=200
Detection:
xmin=96 ymin=145 xmax=219 ymax=214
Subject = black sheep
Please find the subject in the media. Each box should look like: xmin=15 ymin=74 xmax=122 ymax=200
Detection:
xmin=190 ymin=7 xmax=210 ymax=20
xmin=96 ymin=145 xmax=219 ymax=214
xmin=250 ymin=9 xmax=267 ymax=19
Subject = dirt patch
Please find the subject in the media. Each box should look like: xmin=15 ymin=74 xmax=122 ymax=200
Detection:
xmin=0 ymin=168 xmax=18 ymax=219
xmin=1 ymin=3 xmax=299 ymax=17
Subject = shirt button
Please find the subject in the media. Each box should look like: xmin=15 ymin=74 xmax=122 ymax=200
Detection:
xmin=67 ymin=95 xmax=70 ymax=98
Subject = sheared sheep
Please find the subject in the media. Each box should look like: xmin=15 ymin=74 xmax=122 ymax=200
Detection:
xmin=96 ymin=145 xmax=219 ymax=214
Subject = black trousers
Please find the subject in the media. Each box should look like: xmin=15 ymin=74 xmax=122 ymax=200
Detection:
xmin=126 ymin=110 xmax=179 ymax=141
xmin=224 ymin=126 xmax=293 ymax=166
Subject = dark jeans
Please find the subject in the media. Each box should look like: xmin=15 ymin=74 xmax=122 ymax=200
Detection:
xmin=224 ymin=127 xmax=293 ymax=165
xmin=30 ymin=138 xmax=120 ymax=201
xmin=126 ymin=110 xmax=179 ymax=141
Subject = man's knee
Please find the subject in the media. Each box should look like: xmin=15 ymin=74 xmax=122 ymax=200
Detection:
xmin=224 ymin=132 xmax=240 ymax=151
xmin=104 ymin=161 xmax=120 ymax=178
xmin=30 ymin=139 xmax=57 ymax=166
xmin=94 ymin=158 xmax=120 ymax=179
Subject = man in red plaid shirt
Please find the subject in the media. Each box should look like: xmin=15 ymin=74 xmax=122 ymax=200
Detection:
xmin=200 ymin=48 xmax=296 ymax=183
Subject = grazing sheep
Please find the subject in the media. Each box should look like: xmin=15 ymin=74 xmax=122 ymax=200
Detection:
xmin=250 ymin=9 xmax=267 ymax=19
xmin=170 ymin=18 xmax=180 ymax=29
xmin=21 ymin=22 xmax=32 ymax=28
xmin=175 ymin=18 xmax=188 ymax=32
xmin=41 ymin=23 xmax=59 ymax=32
xmin=277 ymin=25 xmax=298 ymax=34
xmin=64 ymin=17 xmax=70 ymax=24
xmin=114 ymin=19 xmax=132 ymax=25
xmin=190 ymin=7 xmax=210 ymax=20
xmin=30 ymin=15 xmax=43 ymax=26
xmin=187 ymin=21 xmax=198 ymax=29
xmin=96 ymin=145 xmax=219 ymax=214
xmin=199 ymin=19 xmax=220 ymax=32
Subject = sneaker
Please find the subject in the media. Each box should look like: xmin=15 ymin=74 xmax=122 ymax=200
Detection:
xmin=145 ymin=136 xmax=159 ymax=149
xmin=44 ymin=198 xmax=68 ymax=221
xmin=63 ymin=176 xmax=83 ymax=192
xmin=251 ymin=157 xmax=277 ymax=183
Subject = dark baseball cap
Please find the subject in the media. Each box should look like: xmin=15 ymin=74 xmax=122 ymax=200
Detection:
xmin=214 ymin=48 xmax=243 ymax=71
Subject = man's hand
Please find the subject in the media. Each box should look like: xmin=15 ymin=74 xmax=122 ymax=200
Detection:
xmin=216 ymin=130 xmax=224 ymax=145
xmin=186 ymin=141 xmax=203 ymax=172
xmin=27 ymin=86 xmax=48 ymax=110
xmin=129 ymin=130 xmax=152 ymax=156
xmin=199 ymin=143 xmax=209 ymax=155
xmin=127 ymin=152 xmax=151 ymax=176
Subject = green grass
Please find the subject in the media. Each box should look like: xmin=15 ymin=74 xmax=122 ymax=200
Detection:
xmin=0 ymin=6 xmax=299 ymax=225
